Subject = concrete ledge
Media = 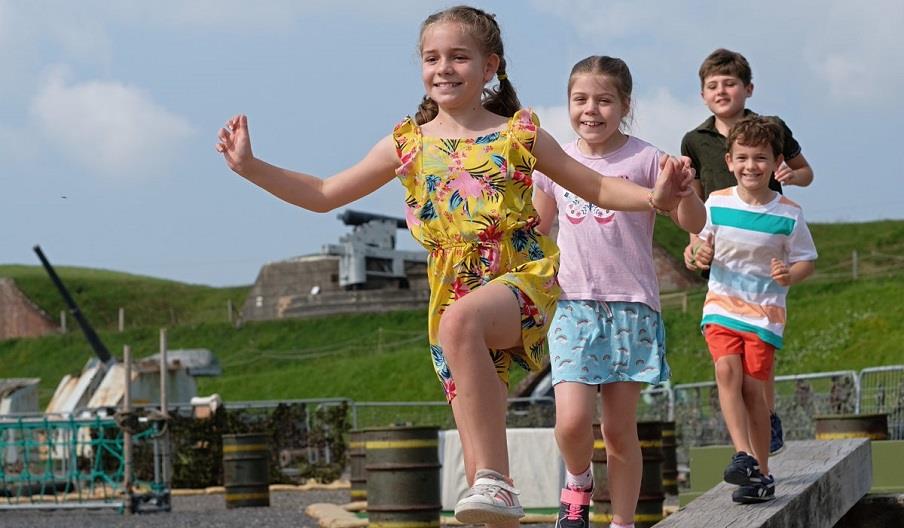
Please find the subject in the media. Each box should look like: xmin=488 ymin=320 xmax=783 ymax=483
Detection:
xmin=657 ymin=439 xmax=871 ymax=528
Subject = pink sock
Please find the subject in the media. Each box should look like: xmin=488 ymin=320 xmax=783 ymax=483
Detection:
xmin=565 ymin=465 xmax=593 ymax=491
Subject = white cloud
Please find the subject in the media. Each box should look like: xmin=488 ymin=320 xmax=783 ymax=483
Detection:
xmin=533 ymin=106 xmax=576 ymax=145
xmin=631 ymin=89 xmax=709 ymax=156
xmin=30 ymin=69 xmax=196 ymax=181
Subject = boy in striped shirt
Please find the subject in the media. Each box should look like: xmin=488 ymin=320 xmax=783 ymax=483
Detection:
xmin=692 ymin=116 xmax=817 ymax=503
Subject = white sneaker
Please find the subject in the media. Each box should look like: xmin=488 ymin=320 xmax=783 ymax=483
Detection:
xmin=454 ymin=469 xmax=525 ymax=524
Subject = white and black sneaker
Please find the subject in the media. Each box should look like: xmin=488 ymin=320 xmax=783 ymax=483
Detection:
xmin=732 ymin=474 xmax=776 ymax=504
xmin=454 ymin=469 xmax=525 ymax=524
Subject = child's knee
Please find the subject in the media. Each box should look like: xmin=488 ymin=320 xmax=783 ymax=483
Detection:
xmin=714 ymin=357 xmax=742 ymax=384
xmin=602 ymin=423 xmax=638 ymax=454
xmin=555 ymin=410 xmax=593 ymax=442
xmin=437 ymin=306 xmax=477 ymax=356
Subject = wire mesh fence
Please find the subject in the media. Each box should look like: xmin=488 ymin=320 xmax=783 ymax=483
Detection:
xmin=858 ymin=366 xmax=904 ymax=439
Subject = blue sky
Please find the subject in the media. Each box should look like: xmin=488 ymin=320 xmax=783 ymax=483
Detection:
xmin=2 ymin=1 xmax=902 ymax=287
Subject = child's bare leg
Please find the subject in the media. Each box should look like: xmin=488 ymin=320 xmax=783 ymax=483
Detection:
xmin=553 ymin=382 xmax=597 ymax=477
xmin=714 ymin=356 xmax=753 ymax=454
xmin=601 ymin=382 xmax=643 ymax=527
xmin=764 ymin=375 xmax=775 ymax=413
xmin=742 ymin=375 xmax=770 ymax=475
xmin=440 ymin=283 xmax=523 ymax=527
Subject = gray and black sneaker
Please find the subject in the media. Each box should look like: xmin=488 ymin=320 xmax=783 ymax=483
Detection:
xmin=554 ymin=486 xmax=592 ymax=528
xmin=769 ymin=412 xmax=785 ymax=456
xmin=732 ymin=474 xmax=776 ymax=503
xmin=723 ymin=451 xmax=765 ymax=486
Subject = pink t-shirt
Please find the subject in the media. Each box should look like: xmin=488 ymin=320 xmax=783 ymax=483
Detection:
xmin=534 ymin=137 xmax=662 ymax=311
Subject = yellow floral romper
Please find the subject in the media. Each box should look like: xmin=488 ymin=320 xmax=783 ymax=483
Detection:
xmin=393 ymin=109 xmax=562 ymax=401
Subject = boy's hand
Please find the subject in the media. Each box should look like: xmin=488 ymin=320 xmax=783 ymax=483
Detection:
xmin=774 ymin=162 xmax=794 ymax=185
xmin=693 ymin=233 xmax=714 ymax=270
xmin=217 ymin=114 xmax=254 ymax=175
xmin=771 ymin=258 xmax=791 ymax=286
xmin=684 ymin=242 xmax=698 ymax=270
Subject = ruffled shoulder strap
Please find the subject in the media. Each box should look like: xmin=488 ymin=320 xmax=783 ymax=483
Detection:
xmin=392 ymin=116 xmax=421 ymax=177
xmin=508 ymin=108 xmax=540 ymax=152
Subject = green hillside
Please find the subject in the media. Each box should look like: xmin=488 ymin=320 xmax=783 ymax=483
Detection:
xmin=1 ymin=220 xmax=903 ymax=408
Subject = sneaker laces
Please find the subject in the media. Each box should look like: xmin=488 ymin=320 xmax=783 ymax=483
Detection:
xmin=565 ymin=501 xmax=584 ymax=521
xmin=470 ymin=476 xmax=519 ymax=502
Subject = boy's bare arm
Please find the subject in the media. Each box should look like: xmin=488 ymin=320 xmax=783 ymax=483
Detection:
xmin=683 ymin=179 xmax=705 ymax=269
xmin=771 ymin=259 xmax=815 ymax=286
xmin=775 ymin=153 xmax=814 ymax=187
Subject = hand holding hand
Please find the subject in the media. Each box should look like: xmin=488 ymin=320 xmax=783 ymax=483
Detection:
xmin=216 ymin=114 xmax=254 ymax=175
xmin=651 ymin=155 xmax=695 ymax=212
xmin=693 ymin=233 xmax=715 ymax=270
xmin=771 ymin=257 xmax=791 ymax=286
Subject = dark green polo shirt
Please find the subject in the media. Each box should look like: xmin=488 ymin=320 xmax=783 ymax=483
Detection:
xmin=680 ymin=108 xmax=802 ymax=200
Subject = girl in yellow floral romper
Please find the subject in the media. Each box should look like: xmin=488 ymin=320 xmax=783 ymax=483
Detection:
xmin=217 ymin=5 xmax=692 ymax=525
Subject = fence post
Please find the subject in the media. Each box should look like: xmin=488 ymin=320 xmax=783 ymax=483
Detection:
xmin=227 ymin=300 xmax=233 ymax=323
xmin=60 ymin=310 xmax=67 ymax=333
xmin=159 ymin=328 xmax=172 ymax=487
xmin=118 ymin=307 xmax=125 ymax=332
xmin=852 ymin=250 xmax=859 ymax=280
xmin=681 ymin=292 xmax=688 ymax=313
xmin=123 ymin=345 xmax=133 ymax=514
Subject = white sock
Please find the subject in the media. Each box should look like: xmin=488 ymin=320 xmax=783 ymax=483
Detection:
xmin=610 ymin=523 xmax=634 ymax=528
xmin=565 ymin=464 xmax=593 ymax=491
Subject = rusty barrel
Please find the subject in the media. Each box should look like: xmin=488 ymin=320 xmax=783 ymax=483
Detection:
xmin=349 ymin=430 xmax=368 ymax=502
xmin=223 ymin=433 xmax=270 ymax=508
xmin=591 ymin=422 xmax=664 ymax=528
xmin=365 ymin=426 xmax=441 ymax=528
xmin=815 ymin=413 xmax=888 ymax=441
xmin=661 ymin=421 xmax=678 ymax=495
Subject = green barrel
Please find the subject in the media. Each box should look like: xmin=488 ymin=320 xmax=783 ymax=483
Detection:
xmin=365 ymin=426 xmax=441 ymax=528
xmin=591 ymin=422 xmax=664 ymax=528
xmin=661 ymin=421 xmax=679 ymax=495
xmin=349 ymin=430 xmax=368 ymax=502
xmin=223 ymin=433 xmax=270 ymax=508
xmin=815 ymin=413 xmax=888 ymax=441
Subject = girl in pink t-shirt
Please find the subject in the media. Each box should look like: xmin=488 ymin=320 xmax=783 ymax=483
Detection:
xmin=533 ymin=56 xmax=705 ymax=528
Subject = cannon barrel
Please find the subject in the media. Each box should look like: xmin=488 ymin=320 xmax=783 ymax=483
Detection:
xmin=33 ymin=245 xmax=114 ymax=366
xmin=338 ymin=210 xmax=408 ymax=230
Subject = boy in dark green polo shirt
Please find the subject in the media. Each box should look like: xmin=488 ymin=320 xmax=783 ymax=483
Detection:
xmin=681 ymin=48 xmax=815 ymax=456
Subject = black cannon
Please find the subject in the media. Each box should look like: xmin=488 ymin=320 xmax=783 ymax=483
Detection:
xmin=337 ymin=210 xmax=408 ymax=230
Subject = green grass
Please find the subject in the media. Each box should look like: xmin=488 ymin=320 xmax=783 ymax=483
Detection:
xmin=2 ymin=220 xmax=903 ymax=408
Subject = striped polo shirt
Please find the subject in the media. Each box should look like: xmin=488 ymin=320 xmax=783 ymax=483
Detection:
xmin=699 ymin=187 xmax=817 ymax=348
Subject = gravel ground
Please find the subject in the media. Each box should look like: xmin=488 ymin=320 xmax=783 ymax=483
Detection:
xmin=0 ymin=490 xmax=349 ymax=528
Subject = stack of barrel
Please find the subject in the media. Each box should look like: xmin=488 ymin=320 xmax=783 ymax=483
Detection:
xmin=661 ymin=421 xmax=679 ymax=496
xmin=591 ymin=422 xmax=664 ymax=528
xmin=363 ymin=426 xmax=442 ymax=528
xmin=815 ymin=413 xmax=888 ymax=441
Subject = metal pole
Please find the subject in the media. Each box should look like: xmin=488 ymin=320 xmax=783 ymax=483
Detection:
xmin=852 ymin=250 xmax=859 ymax=280
xmin=118 ymin=307 xmax=125 ymax=332
xmin=60 ymin=310 xmax=67 ymax=333
xmin=227 ymin=300 xmax=233 ymax=323
xmin=160 ymin=328 xmax=171 ymax=487
xmin=123 ymin=345 xmax=133 ymax=514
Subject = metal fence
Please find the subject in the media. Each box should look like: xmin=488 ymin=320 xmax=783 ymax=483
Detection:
xmin=858 ymin=365 xmax=904 ymax=439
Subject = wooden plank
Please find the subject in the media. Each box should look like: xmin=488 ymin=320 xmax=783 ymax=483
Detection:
xmin=657 ymin=439 xmax=871 ymax=528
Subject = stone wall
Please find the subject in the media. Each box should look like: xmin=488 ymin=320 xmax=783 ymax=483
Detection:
xmin=0 ymin=278 xmax=59 ymax=340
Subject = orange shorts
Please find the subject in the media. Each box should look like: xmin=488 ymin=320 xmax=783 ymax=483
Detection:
xmin=704 ymin=324 xmax=775 ymax=381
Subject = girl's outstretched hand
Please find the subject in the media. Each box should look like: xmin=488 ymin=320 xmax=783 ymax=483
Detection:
xmin=216 ymin=114 xmax=254 ymax=175
xmin=651 ymin=154 xmax=694 ymax=213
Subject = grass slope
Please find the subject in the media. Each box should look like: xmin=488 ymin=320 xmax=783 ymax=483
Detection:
xmin=1 ymin=220 xmax=902 ymax=407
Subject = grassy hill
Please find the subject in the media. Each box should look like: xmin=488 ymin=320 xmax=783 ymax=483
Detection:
xmin=1 ymin=220 xmax=903 ymax=408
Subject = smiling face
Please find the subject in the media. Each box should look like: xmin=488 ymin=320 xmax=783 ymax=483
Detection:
xmin=702 ymin=74 xmax=753 ymax=120
xmin=726 ymin=142 xmax=784 ymax=199
xmin=568 ymin=73 xmax=629 ymax=154
xmin=420 ymin=22 xmax=498 ymax=112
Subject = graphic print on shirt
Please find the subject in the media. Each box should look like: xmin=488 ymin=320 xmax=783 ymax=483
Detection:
xmin=562 ymin=176 xmax=629 ymax=225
